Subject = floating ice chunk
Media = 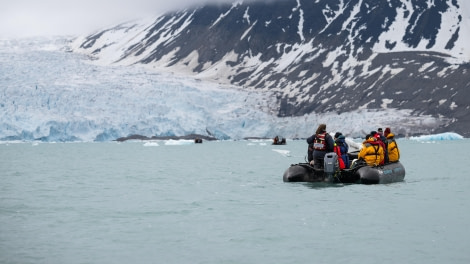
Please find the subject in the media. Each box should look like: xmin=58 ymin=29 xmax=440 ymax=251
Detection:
xmin=272 ymin=149 xmax=291 ymax=157
xmin=164 ymin=140 xmax=194 ymax=145
xmin=410 ymin=132 xmax=464 ymax=141
xmin=143 ymin=142 xmax=159 ymax=147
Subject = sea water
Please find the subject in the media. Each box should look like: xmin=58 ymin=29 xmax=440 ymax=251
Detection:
xmin=1 ymin=139 xmax=469 ymax=264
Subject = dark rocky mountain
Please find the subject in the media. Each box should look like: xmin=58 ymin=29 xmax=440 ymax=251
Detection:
xmin=72 ymin=0 xmax=470 ymax=137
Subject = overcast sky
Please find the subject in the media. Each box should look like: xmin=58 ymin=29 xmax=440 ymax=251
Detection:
xmin=0 ymin=0 xmax=246 ymax=38
xmin=5 ymin=1 xmax=467 ymax=39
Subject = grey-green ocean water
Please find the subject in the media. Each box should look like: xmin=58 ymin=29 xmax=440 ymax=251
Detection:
xmin=1 ymin=139 xmax=469 ymax=264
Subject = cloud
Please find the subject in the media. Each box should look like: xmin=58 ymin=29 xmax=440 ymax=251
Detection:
xmin=0 ymin=0 xmax=244 ymax=38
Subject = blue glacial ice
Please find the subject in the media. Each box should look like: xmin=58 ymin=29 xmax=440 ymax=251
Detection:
xmin=409 ymin=132 xmax=464 ymax=141
xmin=0 ymin=37 xmax=454 ymax=142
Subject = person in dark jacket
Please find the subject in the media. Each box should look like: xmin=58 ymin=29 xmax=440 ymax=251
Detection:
xmin=377 ymin=128 xmax=387 ymax=142
xmin=335 ymin=134 xmax=350 ymax=168
xmin=306 ymin=124 xmax=334 ymax=169
xmin=334 ymin=132 xmax=342 ymax=140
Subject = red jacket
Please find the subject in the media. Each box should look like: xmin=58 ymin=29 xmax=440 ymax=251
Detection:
xmin=334 ymin=144 xmax=346 ymax=169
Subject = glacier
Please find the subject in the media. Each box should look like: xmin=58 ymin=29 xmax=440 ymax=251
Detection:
xmin=0 ymin=37 xmax=456 ymax=142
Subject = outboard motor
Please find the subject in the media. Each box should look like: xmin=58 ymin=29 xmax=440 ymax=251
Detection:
xmin=324 ymin=152 xmax=339 ymax=181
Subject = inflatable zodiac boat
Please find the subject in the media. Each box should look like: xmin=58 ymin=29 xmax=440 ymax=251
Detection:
xmin=272 ymin=136 xmax=286 ymax=145
xmin=283 ymin=152 xmax=405 ymax=184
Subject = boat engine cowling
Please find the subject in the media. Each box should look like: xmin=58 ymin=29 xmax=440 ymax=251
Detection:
xmin=324 ymin=152 xmax=339 ymax=174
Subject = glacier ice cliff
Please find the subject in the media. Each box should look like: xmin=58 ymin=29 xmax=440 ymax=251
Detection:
xmin=0 ymin=38 xmax=456 ymax=142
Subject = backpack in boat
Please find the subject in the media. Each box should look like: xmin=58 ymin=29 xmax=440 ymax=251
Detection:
xmin=363 ymin=141 xmax=382 ymax=166
xmin=313 ymin=133 xmax=327 ymax=151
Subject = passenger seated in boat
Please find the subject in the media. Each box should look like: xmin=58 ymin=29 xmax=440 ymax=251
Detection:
xmin=384 ymin=128 xmax=400 ymax=162
xmin=307 ymin=124 xmax=334 ymax=169
xmin=358 ymin=134 xmax=384 ymax=166
xmin=334 ymin=134 xmax=349 ymax=169
xmin=377 ymin=128 xmax=387 ymax=142
xmin=371 ymin=131 xmax=387 ymax=165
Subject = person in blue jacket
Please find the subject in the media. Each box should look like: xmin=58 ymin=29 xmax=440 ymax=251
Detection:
xmin=335 ymin=134 xmax=350 ymax=168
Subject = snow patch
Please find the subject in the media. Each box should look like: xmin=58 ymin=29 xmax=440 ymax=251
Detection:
xmin=381 ymin=99 xmax=393 ymax=109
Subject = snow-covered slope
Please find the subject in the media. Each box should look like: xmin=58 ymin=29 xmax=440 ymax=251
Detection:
xmin=71 ymin=0 xmax=470 ymax=137
xmin=0 ymin=37 xmax=448 ymax=142
xmin=1 ymin=0 xmax=469 ymax=142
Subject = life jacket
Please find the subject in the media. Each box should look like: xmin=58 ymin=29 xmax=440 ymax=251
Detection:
xmin=386 ymin=138 xmax=395 ymax=147
xmin=364 ymin=142 xmax=378 ymax=157
xmin=313 ymin=132 xmax=327 ymax=151
xmin=336 ymin=137 xmax=350 ymax=168
xmin=386 ymin=138 xmax=400 ymax=162
xmin=334 ymin=144 xmax=346 ymax=169
xmin=361 ymin=140 xmax=384 ymax=166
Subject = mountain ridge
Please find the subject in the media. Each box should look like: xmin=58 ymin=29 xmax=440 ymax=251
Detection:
xmin=72 ymin=0 xmax=470 ymax=137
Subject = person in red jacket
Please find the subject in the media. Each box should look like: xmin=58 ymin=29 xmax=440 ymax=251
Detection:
xmin=333 ymin=141 xmax=346 ymax=169
xmin=371 ymin=131 xmax=387 ymax=165
xmin=333 ymin=132 xmax=349 ymax=169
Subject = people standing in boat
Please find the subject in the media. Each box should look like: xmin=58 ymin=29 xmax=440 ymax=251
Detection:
xmin=307 ymin=124 xmax=334 ymax=168
xmin=384 ymin=127 xmax=400 ymax=162
xmin=335 ymin=134 xmax=350 ymax=168
xmin=358 ymin=134 xmax=384 ymax=166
